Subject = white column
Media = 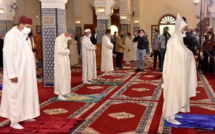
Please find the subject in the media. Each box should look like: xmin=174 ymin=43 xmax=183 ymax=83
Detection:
xmin=94 ymin=0 xmax=115 ymax=44
xmin=40 ymin=0 xmax=68 ymax=86
xmin=119 ymin=0 xmax=130 ymax=36
xmin=132 ymin=0 xmax=140 ymax=33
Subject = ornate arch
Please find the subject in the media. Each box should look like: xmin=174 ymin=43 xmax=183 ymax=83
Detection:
xmin=158 ymin=14 xmax=176 ymax=35
xmin=158 ymin=14 xmax=176 ymax=25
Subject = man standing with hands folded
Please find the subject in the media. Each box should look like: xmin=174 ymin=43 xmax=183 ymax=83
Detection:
xmin=0 ymin=16 xmax=40 ymax=129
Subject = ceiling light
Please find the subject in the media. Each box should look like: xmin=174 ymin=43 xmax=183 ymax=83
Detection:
xmin=75 ymin=21 xmax=81 ymax=24
xmin=134 ymin=20 xmax=139 ymax=23
xmin=0 ymin=8 xmax=4 ymax=14
xmin=120 ymin=16 xmax=127 ymax=19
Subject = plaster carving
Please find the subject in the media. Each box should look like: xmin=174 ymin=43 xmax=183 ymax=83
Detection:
xmin=94 ymin=0 xmax=116 ymax=20
xmin=40 ymin=0 xmax=68 ymax=10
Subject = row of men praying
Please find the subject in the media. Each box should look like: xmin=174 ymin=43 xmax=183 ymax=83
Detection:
xmin=0 ymin=16 xmax=98 ymax=129
xmin=0 ymin=14 xmax=198 ymax=129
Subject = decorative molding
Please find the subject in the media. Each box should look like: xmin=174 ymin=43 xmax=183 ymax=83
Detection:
xmin=119 ymin=0 xmax=131 ymax=24
xmin=94 ymin=0 xmax=115 ymax=20
xmin=40 ymin=0 xmax=68 ymax=10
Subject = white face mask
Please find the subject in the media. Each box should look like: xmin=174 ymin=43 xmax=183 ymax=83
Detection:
xmin=65 ymin=37 xmax=71 ymax=40
xmin=21 ymin=27 xmax=31 ymax=35
xmin=139 ymin=33 xmax=144 ymax=37
xmin=88 ymin=34 xmax=92 ymax=38
xmin=193 ymin=32 xmax=197 ymax=35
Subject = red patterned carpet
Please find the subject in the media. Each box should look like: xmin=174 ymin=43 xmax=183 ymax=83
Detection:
xmin=0 ymin=57 xmax=215 ymax=133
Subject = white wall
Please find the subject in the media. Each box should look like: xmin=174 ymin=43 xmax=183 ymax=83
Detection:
xmin=14 ymin=0 xmax=77 ymax=36
xmin=66 ymin=1 xmax=75 ymax=31
xmin=12 ymin=0 xmax=204 ymax=38
xmin=80 ymin=0 xmax=94 ymax=32
xmin=139 ymin=0 xmax=201 ymax=44
xmin=14 ymin=0 xmax=41 ymax=36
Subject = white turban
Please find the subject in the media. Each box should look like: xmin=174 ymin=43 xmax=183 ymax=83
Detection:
xmin=84 ymin=29 xmax=91 ymax=33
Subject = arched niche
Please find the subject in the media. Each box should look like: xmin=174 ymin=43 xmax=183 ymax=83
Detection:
xmin=158 ymin=14 xmax=176 ymax=35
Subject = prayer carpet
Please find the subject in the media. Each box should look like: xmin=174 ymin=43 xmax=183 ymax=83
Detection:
xmin=1 ymin=55 xmax=215 ymax=133
xmin=56 ymin=93 xmax=105 ymax=103
xmin=0 ymin=117 xmax=84 ymax=134
xmin=92 ymin=81 xmax=124 ymax=85
xmin=165 ymin=113 xmax=215 ymax=130
xmin=73 ymin=99 xmax=158 ymax=133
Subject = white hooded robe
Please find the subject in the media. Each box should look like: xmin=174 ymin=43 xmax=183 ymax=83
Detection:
xmin=162 ymin=14 xmax=197 ymax=119
xmin=54 ymin=34 xmax=71 ymax=95
xmin=81 ymin=36 xmax=97 ymax=82
xmin=101 ymin=34 xmax=114 ymax=72
xmin=0 ymin=26 xmax=40 ymax=122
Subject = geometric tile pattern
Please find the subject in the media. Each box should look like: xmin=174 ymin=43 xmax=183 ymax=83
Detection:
xmin=6 ymin=21 xmax=13 ymax=32
xmin=96 ymin=19 xmax=109 ymax=44
xmin=0 ymin=21 xmax=6 ymax=34
xmin=56 ymin=9 xmax=66 ymax=36
xmin=0 ymin=20 xmax=13 ymax=34
xmin=41 ymin=8 xmax=66 ymax=86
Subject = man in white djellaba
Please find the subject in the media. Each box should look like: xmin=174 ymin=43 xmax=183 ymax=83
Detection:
xmin=54 ymin=32 xmax=72 ymax=100
xmin=162 ymin=14 xmax=197 ymax=125
xmin=82 ymin=29 xmax=97 ymax=84
xmin=0 ymin=16 xmax=40 ymax=129
xmin=101 ymin=29 xmax=114 ymax=75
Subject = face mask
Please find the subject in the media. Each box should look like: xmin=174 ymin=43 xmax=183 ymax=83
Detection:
xmin=65 ymin=37 xmax=71 ymax=40
xmin=139 ymin=33 xmax=144 ymax=37
xmin=193 ymin=32 xmax=197 ymax=35
xmin=21 ymin=27 xmax=31 ymax=35
xmin=88 ymin=34 xmax=92 ymax=38
xmin=208 ymin=32 xmax=212 ymax=34
xmin=120 ymin=35 xmax=123 ymax=37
